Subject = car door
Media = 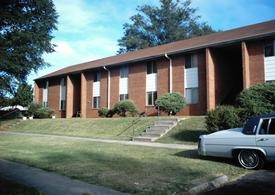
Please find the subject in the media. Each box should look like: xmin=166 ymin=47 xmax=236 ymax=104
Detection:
xmin=256 ymin=118 xmax=275 ymax=161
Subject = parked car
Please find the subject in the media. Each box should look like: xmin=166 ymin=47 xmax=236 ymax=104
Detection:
xmin=198 ymin=113 xmax=275 ymax=169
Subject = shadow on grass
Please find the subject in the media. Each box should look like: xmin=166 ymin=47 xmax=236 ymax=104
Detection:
xmin=174 ymin=150 xmax=236 ymax=166
xmin=31 ymin=149 xmax=206 ymax=194
xmin=170 ymin=130 xmax=207 ymax=142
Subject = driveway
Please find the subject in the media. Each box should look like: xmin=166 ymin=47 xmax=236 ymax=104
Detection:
xmin=201 ymin=165 xmax=275 ymax=195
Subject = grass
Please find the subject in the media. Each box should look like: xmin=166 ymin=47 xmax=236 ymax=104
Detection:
xmin=158 ymin=116 xmax=207 ymax=144
xmin=0 ymin=133 xmax=248 ymax=194
xmin=8 ymin=117 xmax=156 ymax=140
xmin=0 ymin=176 xmax=43 ymax=195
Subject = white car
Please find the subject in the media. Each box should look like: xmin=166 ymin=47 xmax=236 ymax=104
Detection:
xmin=198 ymin=114 xmax=275 ymax=169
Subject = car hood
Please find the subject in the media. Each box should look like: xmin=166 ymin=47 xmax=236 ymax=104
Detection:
xmin=203 ymin=128 xmax=243 ymax=138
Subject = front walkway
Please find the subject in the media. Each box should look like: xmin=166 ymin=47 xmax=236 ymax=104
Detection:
xmin=0 ymin=159 xmax=129 ymax=195
xmin=1 ymin=131 xmax=197 ymax=150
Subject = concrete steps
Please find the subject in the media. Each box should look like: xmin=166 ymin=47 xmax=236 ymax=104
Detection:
xmin=133 ymin=118 xmax=181 ymax=142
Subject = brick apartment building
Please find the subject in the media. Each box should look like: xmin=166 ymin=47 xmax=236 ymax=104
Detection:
xmin=34 ymin=20 xmax=275 ymax=118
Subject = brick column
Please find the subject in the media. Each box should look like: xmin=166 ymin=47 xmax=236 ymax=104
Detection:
xmin=206 ymin=48 xmax=216 ymax=111
xmin=81 ymin=73 xmax=87 ymax=118
xmin=33 ymin=82 xmax=40 ymax=103
xmin=66 ymin=75 xmax=73 ymax=118
xmin=242 ymin=41 xmax=250 ymax=89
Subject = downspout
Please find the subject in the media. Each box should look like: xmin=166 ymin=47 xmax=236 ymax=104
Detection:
xmin=165 ymin=53 xmax=173 ymax=93
xmin=103 ymin=66 xmax=110 ymax=109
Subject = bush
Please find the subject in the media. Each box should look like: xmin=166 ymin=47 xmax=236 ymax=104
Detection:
xmin=28 ymin=103 xmax=55 ymax=118
xmin=205 ymin=105 xmax=243 ymax=132
xmin=155 ymin=92 xmax=186 ymax=115
xmin=113 ymin=100 xmax=139 ymax=117
xmin=236 ymin=82 xmax=275 ymax=119
xmin=98 ymin=107 xmax=114 ymax=118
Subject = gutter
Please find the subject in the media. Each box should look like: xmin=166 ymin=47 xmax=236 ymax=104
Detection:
xmin=165 ymin=53 xmax=173 ymax=93
xmin=103 ymin=66 xmax=110 ymax=109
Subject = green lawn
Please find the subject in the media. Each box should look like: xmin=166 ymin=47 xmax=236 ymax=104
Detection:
xmin=0 ymin=133 xmax=248 ymax=194
xmin=158 ymin=116 xmax=207 ymax=144
xmin=7 ymin=117 xmax=206 ymax=144
xmin=8 ymin=117 xmax=155 ymax=140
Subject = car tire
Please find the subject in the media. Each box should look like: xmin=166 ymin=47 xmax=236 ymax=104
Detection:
xmin=237 ymin=150 xmax=264 ymax=170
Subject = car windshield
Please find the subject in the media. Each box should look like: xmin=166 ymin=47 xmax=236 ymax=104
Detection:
xmin=243 ymin=117 xmax=259 ymax=135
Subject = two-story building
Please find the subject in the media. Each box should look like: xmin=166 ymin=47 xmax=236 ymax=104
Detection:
xmin=34 ymin=20 xmax=275 ymax=118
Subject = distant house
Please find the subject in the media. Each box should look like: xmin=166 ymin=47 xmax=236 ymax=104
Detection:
xmin=34 ymin=20 xmax=275 ymax=118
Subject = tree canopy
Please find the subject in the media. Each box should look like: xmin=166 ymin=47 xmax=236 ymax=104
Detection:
xmin=0 ymin=0 xmax=58 ymax=99
xmin=117 ymin=0 xmax=215 ymax=53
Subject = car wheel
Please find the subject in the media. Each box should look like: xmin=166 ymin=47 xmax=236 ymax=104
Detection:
xmin=237 ymin=150 xmax=263 ymax=169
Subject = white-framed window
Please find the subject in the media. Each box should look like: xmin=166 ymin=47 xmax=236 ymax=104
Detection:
xmin=93 ymin=96 xmax=101 ymax=109
xmin=147 ymin=61 xmax=157 ymax=74
xmin=264 ymin=41 xmax=275 ymax=57
xmin=185 ymin=88 xmax=199 ymax=104
xmin=147 ymin=91 xmax=157 ymax=106
xmin=120 ymin=94 xmax=128 ymax=101
xmin=94 ymin=71 xmax=101 ymax=82
xmin=60 ymin=78 xmax=66 ymax=111
xmin=185 ymin=54 xmax=198 ymax=68
xmin=92 ymin=71 xmax=101 ymax=109
xmin=120 ymin=65 xmax=129 ymax=78
xmin=264 ymin=40 xmax=275 ymax=82
xmin=42 ymin=81 xmax=48 ymax=107
xmin=120 ymin=66 xmax=129 ymax=99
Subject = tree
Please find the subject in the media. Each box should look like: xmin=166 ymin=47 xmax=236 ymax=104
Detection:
xmin=12 ymin=83 xmax=33 ymax=107
xmin=155 ymin=92 xmax=186 ymax=115
xmin=0 ymin=0 xmax=58 ymax=98
xmin=118 ymin=0 xmax=215 ymax=53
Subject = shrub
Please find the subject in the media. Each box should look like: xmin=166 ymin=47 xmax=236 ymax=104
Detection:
xmin=113 ymin=100 xmax=139 ymax=117
xmin=98 ymin=107 xmax=114 ymax=118
xmin=205 ymin=105 xmax=243 ymax=132
xmin=28 ymin=103 xmax=55 ymax=118
xmin=236 ymin=82 xmax=275 ymax=119
xmin=155 ymin=92 xmax=186 ymax=115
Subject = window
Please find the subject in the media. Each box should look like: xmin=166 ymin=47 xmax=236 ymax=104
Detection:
xmin=264 ymin=41 xmax=274 ymax=57
xmin=147 ymin=61 xmax=157 ymax=74
xmin=42 ymin=81 xmax=48 ymax=107
xmin=120 ymin=66 xmax=129 ymax=78
xmin=259 ymin=118 xmax=275 ymax=135
xmin=185 ymin=88 xmax=198 ymax=104
xmin=60 ymin=78 xmax=66 ymax=111
xmin=60 ymin=100 xmax=66 ymax=111
xmin=93 ymin=96 xmax=101 ymax=109
xmin=120 ymin=94 xmax=128 ymax=101
xmin=259 ymin=119 xmax=269 ymax=134
xmin=268 ymin=119 xmax=275 ymax=134
xmin=185 ymin=54 xmax=198 ymax=68
xmin=147 ymin=91 xmax=157 ymax=106
xmin=94 ymin=72 xmax=101 ymax=82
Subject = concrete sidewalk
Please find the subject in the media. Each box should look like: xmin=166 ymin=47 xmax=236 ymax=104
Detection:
xmin=1 ymin=131 xmax=197 ymax=150
xmin=0 ymin=159 xmax=129 ymax=195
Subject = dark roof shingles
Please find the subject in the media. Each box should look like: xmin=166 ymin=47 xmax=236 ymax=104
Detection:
xmin=37 ymin=19 xmax=275 ymax=80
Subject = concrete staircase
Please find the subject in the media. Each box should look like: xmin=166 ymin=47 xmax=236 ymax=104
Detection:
xmin=133 ymin=118 xmax=179 ymax=142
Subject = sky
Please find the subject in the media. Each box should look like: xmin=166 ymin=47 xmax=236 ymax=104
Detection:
xmin=28 ymin=0 xmax=275 ymax=84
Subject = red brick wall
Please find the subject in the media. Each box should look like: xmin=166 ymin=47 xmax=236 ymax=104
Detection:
xmin=247 ymin=40 xmax=265 ymax=85
xmin=110 ymin=67 xmax=120 ymax=107
xmin=85 ymin=71 xmax=98 ymax=118
xmin=129 ymin=62 xmax=147 ymax=114
xmin=178 ymin=51 xmax=207 ymax=115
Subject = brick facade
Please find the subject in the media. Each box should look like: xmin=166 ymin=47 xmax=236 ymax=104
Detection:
xmin=34 ymin=21 xmax=275 ymax=118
